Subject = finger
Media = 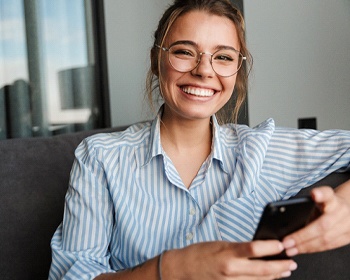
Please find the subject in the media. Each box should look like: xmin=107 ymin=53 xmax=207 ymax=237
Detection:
xmin=229 ymin=270 xmax=295 ymax=280
xmin=283 ymin=216 xmax=334 ymax=255
xmin=311 ymin=186 xmax=337 ymax=211
xmin=229 ymin=274 xmax=290 ymax=280
xmin=223 ymin=257 xmax=297 ymax=279
xmin=299 ymin=211 xmax=350 ymax=253
xmin=233 ymin=240 xmax=284 ymax=259
xmin=284 ymin=205 xmax=350 ymax=255
xmin=285 ymin=231 xmax=350 ymax=256
xmin=226 ymin=241 xmax=298 ymax=278
xmin=282 ymin=188 xmax=337 ymax=248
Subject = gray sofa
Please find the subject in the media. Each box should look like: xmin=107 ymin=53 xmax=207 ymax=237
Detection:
xmin=0 ymin=128 xmax=349 ymax=280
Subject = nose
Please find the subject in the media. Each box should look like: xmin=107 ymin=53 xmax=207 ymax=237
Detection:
xmin=191 ymin=52 xmax=215 ymax=77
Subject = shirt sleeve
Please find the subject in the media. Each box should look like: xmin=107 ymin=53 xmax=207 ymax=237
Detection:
xmin=49 ymin=137 xmax=116 ymax=280
xmin=261 ymin=128 xmax=350 ymax=199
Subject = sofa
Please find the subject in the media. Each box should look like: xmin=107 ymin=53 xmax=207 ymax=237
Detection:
xmin=0 ymin=127 xmax=349 ymax=280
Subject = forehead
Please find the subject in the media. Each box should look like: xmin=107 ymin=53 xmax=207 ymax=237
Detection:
xmin=165 ymin=10 xmax=240 ymax=50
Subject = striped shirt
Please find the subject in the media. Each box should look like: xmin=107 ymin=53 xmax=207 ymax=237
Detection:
xmin=49 ymin=112 xmax=350 ymax=280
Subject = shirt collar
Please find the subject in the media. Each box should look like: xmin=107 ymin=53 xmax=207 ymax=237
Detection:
xmin=211 ymin=115 xmax=228 ymax=173
xmin=142 ymin=107 xmax=228 ymax=170
xmin=143 ymin=107 xmax=164 ymax=166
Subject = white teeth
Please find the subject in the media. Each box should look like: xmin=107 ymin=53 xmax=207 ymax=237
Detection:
xmin=182 ymin=87 xmax=215 ymax=97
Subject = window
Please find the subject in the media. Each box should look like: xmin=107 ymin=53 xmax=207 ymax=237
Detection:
xmin=0 ymin=0 xmax=109 ymax=139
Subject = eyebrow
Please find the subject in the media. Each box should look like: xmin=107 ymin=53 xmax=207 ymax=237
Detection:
xmin=169 ymin=40 xmax=239 ymax=52
xmin=169 ymin=40 xmax=197 ymax=48
xmin=216 ymin=44 xmax=240 ymax=52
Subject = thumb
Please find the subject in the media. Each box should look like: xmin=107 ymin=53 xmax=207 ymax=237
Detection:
xmin=311 ymin=186 xmax=336 ymax=211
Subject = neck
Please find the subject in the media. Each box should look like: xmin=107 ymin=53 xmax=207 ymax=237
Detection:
xmin=159 ymin=107 xmax=214 ymax=188
xmin=160 ymin=110 xmax=212 ymax=152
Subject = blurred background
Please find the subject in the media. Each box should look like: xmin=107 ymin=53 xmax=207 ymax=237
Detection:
xmin=1 ymin=0 xmax=349 ymax=140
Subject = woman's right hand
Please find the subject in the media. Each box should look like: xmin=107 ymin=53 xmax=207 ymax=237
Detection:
xmin=161 ymin=240 xmax=297 ymax=280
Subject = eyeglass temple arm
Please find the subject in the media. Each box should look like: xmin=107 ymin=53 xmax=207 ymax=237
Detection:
xmin=155 ymin=44 xmax=169 ymax=51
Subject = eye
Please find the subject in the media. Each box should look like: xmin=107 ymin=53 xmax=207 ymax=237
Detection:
xmin=169 ymin=44 xmax=198 ymax=59
xmin=172 ymin=49 xmax=195 ymax=57
xmin=214 ymin=53 xmax=234 ymax=62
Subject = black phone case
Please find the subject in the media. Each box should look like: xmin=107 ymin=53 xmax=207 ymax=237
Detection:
xmin=253 ymin=196 xmax=316 ymax=259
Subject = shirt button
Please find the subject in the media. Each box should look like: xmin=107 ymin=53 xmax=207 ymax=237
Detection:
xmin=189 ymin=208 xmax=196 ymax=216
xmin=186 ymin=233 xmax=194 ymax=241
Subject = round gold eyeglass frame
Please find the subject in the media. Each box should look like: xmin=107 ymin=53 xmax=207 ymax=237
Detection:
xmin=155 ymin=44 xmax=246 ymax=77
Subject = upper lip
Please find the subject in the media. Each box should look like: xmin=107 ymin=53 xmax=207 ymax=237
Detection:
xmin=179 ymin=83 xmax=220 ymax=92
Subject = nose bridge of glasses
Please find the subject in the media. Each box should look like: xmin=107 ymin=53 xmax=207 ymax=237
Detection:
xmin=197 ymin=51 xmax=215 ymax=68
xmin=198 ymin=51 xmax=214 ymax=62
xmin=190 ymin=52 xmax=217 ymax=76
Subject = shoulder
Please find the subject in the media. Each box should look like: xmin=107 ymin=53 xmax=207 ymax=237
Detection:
xmin=219 ymin=118 xmax=276 ymax=142
xmin=77 ymin=120 xmax=153 ymax=154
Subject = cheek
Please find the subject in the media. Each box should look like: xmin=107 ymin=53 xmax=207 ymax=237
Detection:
xmin=158 ymin=57 xmax=169 ymax=92
xmin=159 ymin=66 xmax=171 ymax=95
xmin=159 ymin=58 xmax=183 ymax=91
xmin=159 ymin=58 xmax=172 ymax=85
xmin=223 ymin=76 xmax=237 ymax=94
xmin=159 ymin=52 xmax=172 ymax=75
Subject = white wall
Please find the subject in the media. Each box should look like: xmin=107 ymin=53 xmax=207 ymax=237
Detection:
xmin=104 ymin=0 xmax=172 ymax=127
xmin=244 ymin=1 xmax=350 ymax=130
xmin=104 ymin=0 xmax=350 ymax=130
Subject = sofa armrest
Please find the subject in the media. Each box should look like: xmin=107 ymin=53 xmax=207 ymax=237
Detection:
xmin=295 ymin=171 xmax=350 ymax=197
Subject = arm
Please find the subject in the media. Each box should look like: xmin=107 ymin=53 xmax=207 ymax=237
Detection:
xmin=263 ymin=127 xmax=350 ymax=200
xmin=95 ymin=255 xmax=160 ymax=280
xmin=96 ymin=241 xmax=297 ymax=280
xmin=49 ymin=138 xmax=115 ymax=279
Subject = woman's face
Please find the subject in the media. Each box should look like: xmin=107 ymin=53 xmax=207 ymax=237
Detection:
xmin=159 ymin=10 xmax=240 ymax=122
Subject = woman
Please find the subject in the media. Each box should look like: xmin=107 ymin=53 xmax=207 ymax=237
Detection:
xmin=49 ymin=0 xmax=350 ymax=279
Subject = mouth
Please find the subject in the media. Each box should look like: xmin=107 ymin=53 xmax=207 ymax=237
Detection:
xmin=181 ymin=86 xmax=216 ymax=97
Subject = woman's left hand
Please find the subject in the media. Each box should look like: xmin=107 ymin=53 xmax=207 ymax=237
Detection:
xmin=282 ymin=181 xmax=350 ymax=256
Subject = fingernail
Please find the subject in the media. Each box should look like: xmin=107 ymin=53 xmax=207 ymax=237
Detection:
xmin=281 ymin=271 xmax=292 ymax=278
xmin=312 ymin=189 xmax=323 ymax=200
xmin=283 ymin=238 xmax=295 ymax=249
xmin=286 ymin=247 xmax=298 ymax=257
xmin=290 ymin=262 xmax=298 ymax=271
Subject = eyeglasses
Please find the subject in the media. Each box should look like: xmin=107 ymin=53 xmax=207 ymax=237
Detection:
xmin=155 ymin=43 xmax=246 ymax=77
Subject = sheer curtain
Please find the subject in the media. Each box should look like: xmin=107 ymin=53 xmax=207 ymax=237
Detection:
xmin=0 ymin=0 xmax=103 ymax=139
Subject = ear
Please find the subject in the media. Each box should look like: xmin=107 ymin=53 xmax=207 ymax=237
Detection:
xmin=150 ymin=47 xmax=159 ymax=76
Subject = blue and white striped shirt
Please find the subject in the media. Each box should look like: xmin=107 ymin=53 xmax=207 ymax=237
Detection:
xmin=49 ymin=113 xmax=350 ymax=279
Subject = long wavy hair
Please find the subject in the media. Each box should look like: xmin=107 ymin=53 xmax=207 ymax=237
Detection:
xmin=145 ymin=0 xmax=252 ymax=123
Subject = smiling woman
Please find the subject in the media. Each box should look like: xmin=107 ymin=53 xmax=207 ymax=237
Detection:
xmin=47 ymin=1 xmax=350 ymax=280
xmin=148 ymin=3 xmax=250 ymax=125
xmin=0 ymin=0 xmax=109 ymax=139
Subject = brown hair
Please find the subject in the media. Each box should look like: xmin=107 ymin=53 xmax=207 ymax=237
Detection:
xmin=146 ymin=0 xmax=252 ymax=123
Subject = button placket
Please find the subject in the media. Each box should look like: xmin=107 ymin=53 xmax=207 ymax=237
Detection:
xmin=184 ymin=191 xmax=200 ymax=244
xmin=186 ymin=232 xmax=194 ymax=241
xmin=189 ymin=208 xmax=196 ymax=216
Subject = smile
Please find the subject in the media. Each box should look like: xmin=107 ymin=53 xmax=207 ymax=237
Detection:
xmin=181 ymin=86 xmax=215 ymax=97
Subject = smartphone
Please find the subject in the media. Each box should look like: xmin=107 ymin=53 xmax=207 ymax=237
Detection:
xmin=253 ymin=196 xmax=317 ymax=259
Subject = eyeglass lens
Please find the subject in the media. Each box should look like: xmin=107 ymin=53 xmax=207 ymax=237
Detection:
xmin=167 ymin=44 xmax=244 ymax=77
